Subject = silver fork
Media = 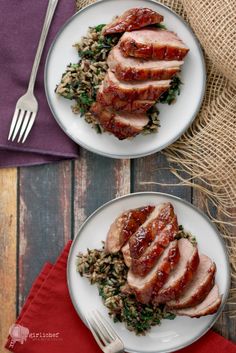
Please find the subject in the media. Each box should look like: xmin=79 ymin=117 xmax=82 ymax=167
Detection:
xmin=8 ymin=0 xmax=59 ymax=143
xmin=86 ymin=310 xmax=124 ymax=353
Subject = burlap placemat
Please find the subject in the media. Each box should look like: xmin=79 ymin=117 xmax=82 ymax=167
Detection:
xmin=76 ymin=0 xmax=236 ymax=286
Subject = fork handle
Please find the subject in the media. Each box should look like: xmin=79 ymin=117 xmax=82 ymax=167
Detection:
xmin=28 ymin=0 xmax=59 ymax=92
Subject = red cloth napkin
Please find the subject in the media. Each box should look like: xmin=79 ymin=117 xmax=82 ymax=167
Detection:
xmin=5 ymin=241 xmax=236 ymax=353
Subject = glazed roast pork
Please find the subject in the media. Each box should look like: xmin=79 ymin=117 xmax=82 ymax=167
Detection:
xmin=121 ymin=203 xmax=178 ymax=276
xmin=102 ymin=8 xmax=164 ymax=35
xmin=154 ymin=238 xmax=199 ymax=303
xmin=105 ymin=203 xmax=222 ymax=318
xmin=97 ymin=83 xmax=155 ymax=113
xmin=128 ymin=203 xmax=177 ymax=260
xmin=119 ymin=28 xmax=189 ymax=60
xmin=167 ymin=254 xmax=216 ymax=309
xmin=131 ymin=215 xmax=178 ymax=276
xmin=90 ymin=102 xmax=149 ymax=140
xmin=108 ymin=46 xmax=184 ymax=81
xmin=127 ymin=240 xmax=180 ymax=304
xmin=90 ymin=8 xmax=189 ymax=139
xmin=105 ymin=205 xmax=154 ymax=253
xmin=103 ymin=70 xmax=171 ymax=101
xmin=174 ymin=284 xmax=222 ymax=318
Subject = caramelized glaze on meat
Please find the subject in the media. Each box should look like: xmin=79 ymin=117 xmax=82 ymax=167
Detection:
xmin=131 ymin=214 xmax=178 ymax=276
xmin=102 ymin=8 xmax=164 ymax=35
xmin=105 ymin=205 xmax=154 ymax=253
xmin=119 ymin=28 xmax=189 ymax=60
xmin=129 ymin=203 xmax=176 ymax=259
xmin=90 ymin=102 xmax=149 ymax=140
xmin=103 ymin=70 xmax=170 ymax=101
xmin=108 ymin=46 xmax=183 ymax=81
xmin=97 ymin=83 xmax=155 ymax=113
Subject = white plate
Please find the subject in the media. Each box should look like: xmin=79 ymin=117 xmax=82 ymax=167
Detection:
xmin=45 ymin=0 xmax=206 ymax=159
xmin=67 ymin=192 xmax=230 ymax=353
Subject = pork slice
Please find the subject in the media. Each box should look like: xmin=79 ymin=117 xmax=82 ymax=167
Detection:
xmin=122 ymin=242 xmax=132 ymax=267
xmin=167 ymin=254 xmax=216 ymax=309
xmin=108 ymin=46 xmax=183 ymax=81
xmin=174 ymin=285 xmax=222 ymax=317
xmin=90 ymin=102 xmax=149 ymax=140
xmin=153 ymin=238 xmax=200 ymax=303
xmin=105 ymin=205 xmax=154 ymax=253
xmin=97 ymin=83 xmax=155 ymax=113
xmin=131 ymin=214 xmax=178 ymax=276
xmin=103 ymin=70 xmax=170 ymax=101
xmin=129 ymin=203 xmax=176 ymax=259
xmin=127 ymin=240 xmax=180 ymax=304
xmin=119 ymin=28 xmax=189 ymax=60
xmin=102 ymin=8 xmax=164 ymax=35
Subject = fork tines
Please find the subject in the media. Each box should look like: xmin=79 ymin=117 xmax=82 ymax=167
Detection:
xmin=8 ymin=108 xmax=36 ymax=143
xmin=86 ymin=310 xmax=124 ymax=353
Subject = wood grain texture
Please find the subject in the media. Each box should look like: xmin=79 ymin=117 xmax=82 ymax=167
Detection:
xmin=73 ymin=149 xmax=130 ymax=236
xmin=0 ymin=168 xmax=17 ymax=352
xmin=18 ymin=161 xmax=72 ymax=311
xmin=131 ymin=153 xmax=192 ymax=202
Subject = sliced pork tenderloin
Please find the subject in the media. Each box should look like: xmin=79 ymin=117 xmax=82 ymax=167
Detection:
xmin=174 ymin=285 xmax=222 ymax=318
xmin=167 ymin=254 xmax=216 ymax=309
xmin=90 ymin=102 xmax=149 ymax=140
xmin=131 ymin=213 xmax=178 ymax=276
xmin=128 ymin=240 xmax=180 ymax=304
xmin=129 ymin=203 xmax=177 ymax=260
xmin=102 ymin=8 xmax=164 ymax=36
xmin=153 ymin=238 xmax=199 ymax=303
xmin=97 ymin=83 xmax=155 ymax=113
xmin=103 ymin=70 xmax=170 ymax=101
xmin=108 ymin=46 xmax=183 ymax=81
xmin=105 ymin=205 xmax=154 ymax=253
xmin=119 ymin=28 xmax=189 ymax=60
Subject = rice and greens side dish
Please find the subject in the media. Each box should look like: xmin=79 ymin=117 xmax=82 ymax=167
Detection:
xmin=77 ymin=225 xmax=196 ymax=335
xmin=56 ymin=24 xmax=182 ymax=135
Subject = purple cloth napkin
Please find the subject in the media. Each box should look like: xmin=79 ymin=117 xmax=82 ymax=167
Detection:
xmin=0 ymin=0 xmax=79 ymax=167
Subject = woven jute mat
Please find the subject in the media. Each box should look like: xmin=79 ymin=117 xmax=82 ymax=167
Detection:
xmin=76 ymin=0 xmax=236 ymax=293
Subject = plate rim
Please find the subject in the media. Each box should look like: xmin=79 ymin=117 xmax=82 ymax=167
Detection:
xmin=67 ymin=191 xmax=230 ymax=353
xmin=44 ymin=0 xmax=206 ymax=159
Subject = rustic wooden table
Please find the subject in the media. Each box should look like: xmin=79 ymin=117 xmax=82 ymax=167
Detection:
xmin=1 ymin=151 xmax=235 ymax=351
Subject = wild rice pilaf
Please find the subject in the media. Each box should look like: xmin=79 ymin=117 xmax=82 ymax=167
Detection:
xmin=56 ymin=24 xmax=182 ymax=136
xmin=77 ymin=225 xmax=196 ymax=335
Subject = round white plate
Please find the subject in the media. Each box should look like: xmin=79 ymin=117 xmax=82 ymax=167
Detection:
xmin=45 ymin=0 xmax=206 ymax=159
xmin=67 ymin=192 xmax=230 ymax=353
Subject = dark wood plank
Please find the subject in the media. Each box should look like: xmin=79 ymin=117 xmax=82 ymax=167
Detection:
xmin=18 ymin=160 xmax=72 ymax=311
xmin=0 ymin=168 xmax=17 ymax=352
xmin=131 ymin=152 xmax=192 ymax=202
xmin=73 ymin=149 xmax=130 ymax=236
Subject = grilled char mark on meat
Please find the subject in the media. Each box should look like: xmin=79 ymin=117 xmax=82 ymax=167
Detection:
xmin=129 ymin=203 xmax=177 ymax=260
xmin=119 ymin=28 xmax=189 ymax=60
xmin=105 ymin=205 xmax=154 ymax=253
xmin=174 ymin=285 xmax=222 ymax=317
xmin=167 ymin=255 xmax=216 ymax=309
xmin=90 ymin=102 xmax=149 ymax=140
xmin=97 ymin=84 xmax=155 ymax=113
xmin=131 ymin=214 xmax=178 ymax=276
xmin=128 ymin=240 xmax=180 ymax=304
xmin=108 ymin=46 xmax=183 ymax=81
xmin=153 ymin=238 xmax=200 ymax=303
xmin=103 ymin=70 xmax=171 ymax=101
xmin=102 ymin=8 xmax=164 ymax=35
